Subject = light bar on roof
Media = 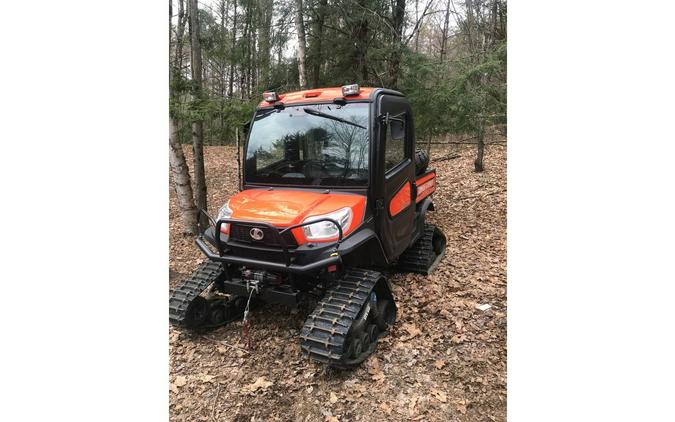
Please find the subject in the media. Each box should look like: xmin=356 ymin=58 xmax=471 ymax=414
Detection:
xmin=341 ymin=84 xmax=360 ymax=96
xmin=263 ymin=91 xmax=279 ymax=102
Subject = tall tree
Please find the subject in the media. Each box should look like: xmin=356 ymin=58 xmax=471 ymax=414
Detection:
xmin=440 ymin=0 xmax=451 ymax=62
xmin=388 ymin=0 xmax=406 ymax=88
xmin=170 ymin=0 xmax=198 ymax=234
xmin=258 ymin=0 xmax=274 ymax=89
xmin=310 ymin=0 xmax=328 ymax=88
xmin=295 ymin=0 xmax=307 ymax=88
xmin=189 ymin=0 xmax=208 ymax=228
xmin=228 ymin=0 xmax=237 ymax=98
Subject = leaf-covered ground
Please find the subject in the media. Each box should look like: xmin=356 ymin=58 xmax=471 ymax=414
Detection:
xmin=169 ymin=144 xmax=506 ymax=421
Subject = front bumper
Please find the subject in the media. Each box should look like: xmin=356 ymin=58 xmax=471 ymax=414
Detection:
xmin=196 ymin=217 xmax=344 ymax=274
xmin=196 ymin=236 xmax=341 ymax=274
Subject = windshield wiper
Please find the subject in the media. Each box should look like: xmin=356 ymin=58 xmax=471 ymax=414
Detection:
xmin=303 ymin=107 xmax=366 ymax=129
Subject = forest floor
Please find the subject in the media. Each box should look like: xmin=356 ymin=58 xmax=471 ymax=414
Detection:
xmin=169 ymin=144 xmax=506 ymax=422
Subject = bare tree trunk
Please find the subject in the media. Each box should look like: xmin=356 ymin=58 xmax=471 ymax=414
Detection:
xmin=474 ymin=117 xmax=485 ymax=172
xmin=228 ymin=0 xmax=237 ymax=98
xmin=189 ymin=0 xmax=208 ymax=229
xmin=440 ymin=0 xmax=451 ymax=62
xmin=388 ymin=0 xmax=406 ymax=88
xmin=170 ymin=0 xmax=198 ymax=234
xmin=235 ymin=127 xmax=242 ymax=190
xmin=295 ymin=0 xmax=307 ymax=88
xmin=258 ymin=0 xmax=273 ymax=89
xmin=414 ymin=0 xmax=420 ymax=53
xmin=239 ymin=4 xmax=251 ymax=100
xmin=250 ymin=12 xmax=257 ymax=96
xmin=311 ymin=0 xmax=328 ymax=88
xmin=170 ymin=121 xmax=199 ymax=234
xmin=351 ymin=0 xmax=369 ymax=83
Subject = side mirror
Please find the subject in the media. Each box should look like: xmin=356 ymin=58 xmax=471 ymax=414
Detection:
xmin=390 ymin=120 xmax=405 ymax=140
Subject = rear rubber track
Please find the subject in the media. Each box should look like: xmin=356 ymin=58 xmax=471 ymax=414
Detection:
xmin=397 ymin=223 xmax=445 ymax=275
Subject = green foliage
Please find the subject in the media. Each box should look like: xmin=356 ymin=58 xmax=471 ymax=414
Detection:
xmin=170 ymin=0 xmax=507 ymax=144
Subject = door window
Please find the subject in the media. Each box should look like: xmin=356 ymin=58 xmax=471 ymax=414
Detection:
xmin=384 ymin=116 xmax=406 ymax=173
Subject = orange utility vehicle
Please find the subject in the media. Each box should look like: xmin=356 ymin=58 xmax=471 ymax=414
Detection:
xmin=169 ymin=85 xmax=446 ymax=366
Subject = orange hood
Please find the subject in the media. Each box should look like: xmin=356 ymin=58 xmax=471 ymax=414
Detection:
xmin=227 ymin=189 xmax=366 ymax=234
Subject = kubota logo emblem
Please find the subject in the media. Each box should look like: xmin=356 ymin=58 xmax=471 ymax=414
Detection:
xmin=249 ymin=227 xmax=264 ymax=240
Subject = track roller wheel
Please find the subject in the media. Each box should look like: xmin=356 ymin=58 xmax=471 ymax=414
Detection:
xmin=375 ymin=299 xmax=396 ymax=331
xmin=366 ymin=324 xmax=379 ymax=342
xmin=207 ymin=301 xmax=231 ymax=326
xmin=359 ymin=331 xmax=371 ymax=350
xmin=184 ymin=296 xmax=209 ymax=328
xmin=352 ymin=338 xmax=363 ymax=358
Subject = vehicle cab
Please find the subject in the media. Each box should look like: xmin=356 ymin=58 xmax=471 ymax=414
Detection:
xmin=200 ymin=84 xmax=434 ymax=272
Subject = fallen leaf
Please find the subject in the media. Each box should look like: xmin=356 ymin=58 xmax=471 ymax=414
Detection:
xmin=169 ymin=383 xmax=178 ymax=394
xmin=431 ymin=389 xmax=447 ymax=403
xmin=455 ymin=398 xmax=467 ymax=414
xmin=368 ymin=358 xmax=381 ymax=375
xmin=434 ymin=359 xmax=446 ymax=369
xmin=379 ymin=403 xmax=392 ymax=414
xmin=174 ymin=376 xmax=187 ymax=387
xmin=242 ymin=377 xmax=273 ymax=393
xmin=325 ymin=416 xmax=339 ymax=422
xmin=199 ymin=374 xmax=215 ymax=383
xmin=451 ymin=334 xmax=466 ymax=344
xmin=408 ymin=396 xmax=418 ymax=416
xmin=329 ymin=392 xmax=338 ymax=404
xmin=401 ymin=323 xmax=422 ymax=341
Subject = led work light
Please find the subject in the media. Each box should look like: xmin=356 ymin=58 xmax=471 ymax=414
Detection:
xmin=341 ymin=84 xmax=360 ymax=96
xmin=263 ymin=91 xmax=279 ymax=102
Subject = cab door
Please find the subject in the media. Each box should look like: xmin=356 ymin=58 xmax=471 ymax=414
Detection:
xmin=375 ymin=94 xmax=416 ymax=261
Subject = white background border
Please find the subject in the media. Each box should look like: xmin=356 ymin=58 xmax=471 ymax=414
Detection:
xmin=1 ymin=0 xmax=674 ymax=420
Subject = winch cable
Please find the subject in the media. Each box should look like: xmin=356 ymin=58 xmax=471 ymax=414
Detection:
xmin=242 ymin=281 xmax=259 ymax=349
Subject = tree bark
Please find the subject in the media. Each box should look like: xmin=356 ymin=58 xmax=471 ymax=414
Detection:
xmin=228 ymin=0 xmax=237 ymax=98
xmin=311 ymin=0 xmax=328 ymax=88
xmin=170 ymin=121 xmax=199 ymax=234
xmin=474 ymin=117 xmax=485 ymax=172
xmin=170 ymin=0 xmax=198 ymax=235
xmin=239 ymin=4 xmax=251 ymax=100
xmin=351 ymin=0 xmax=369 ymax=84
xmin=440 ymin=0 xmax=451 ymax=62
xmin=388 ymin=0 xmax=406 ymax=88
xmin=189 ymin=0 xmax=208 ymax=229
xmin=258 ymin=0 xmax=273 ymax=89
xmin=295 ymin=0 xmax=307 ymax=88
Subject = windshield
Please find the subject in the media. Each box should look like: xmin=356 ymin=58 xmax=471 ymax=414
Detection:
xmin=244 ymin=103 xmax=369 ymax=186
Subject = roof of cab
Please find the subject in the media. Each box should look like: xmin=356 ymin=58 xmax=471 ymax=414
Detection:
xmin=257 ymin=87 xmax=376 ymax=108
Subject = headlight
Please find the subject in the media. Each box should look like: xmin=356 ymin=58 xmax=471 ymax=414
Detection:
xmin=217 ymin=200 xmax=233 ymax=232
xmin=302 ymin=207 xmax=353 ymax=241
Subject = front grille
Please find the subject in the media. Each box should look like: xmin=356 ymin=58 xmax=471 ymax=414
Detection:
xmin=227 ymin=246 xmax=291 ymax=263
xmin=229 ymin=223 xmax=298 ymax=248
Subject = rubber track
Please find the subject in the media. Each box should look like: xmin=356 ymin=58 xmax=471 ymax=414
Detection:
xmin=397 ymin=223 xmax=441 ymax=275
xmin=169 ymin=260 xmax=224 ymax=327
xmin=299 ymin=268 xmax=381 ymax=366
